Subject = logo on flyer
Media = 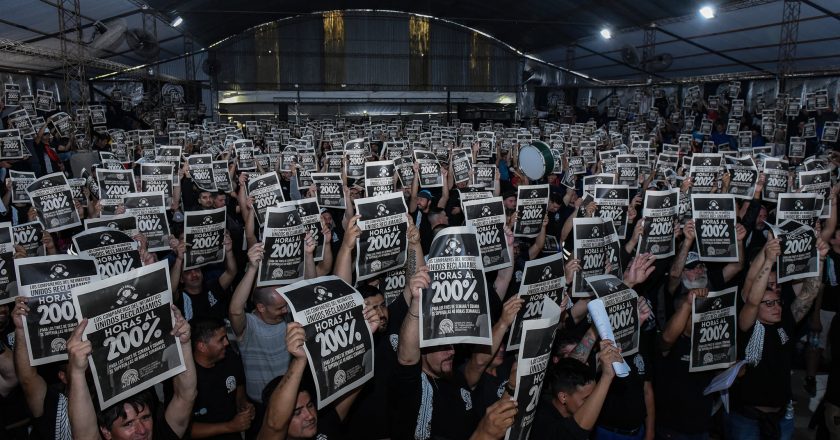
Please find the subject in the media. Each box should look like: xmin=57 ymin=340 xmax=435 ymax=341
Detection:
xmin=49 ymin=264 xmax=70 ymax=279
xmin=334 ymin=370 xmax=347 ymax=387
xmin=50 ymin=337 xmax=66 ymax=352
xmin=121 ymin=369 xmax=140 ymax=387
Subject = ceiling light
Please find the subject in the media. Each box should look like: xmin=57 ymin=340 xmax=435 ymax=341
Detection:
xmin=600 ymin=28 xmax=612 ymax=39
xmin=171 ymin=16 xmax=183 ymax=27
xmin=699 ymin=6 xmax=715 ymax=19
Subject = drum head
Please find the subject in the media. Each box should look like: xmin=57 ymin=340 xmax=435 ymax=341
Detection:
xmin=519 ymin=145 xmax=545 ymax=180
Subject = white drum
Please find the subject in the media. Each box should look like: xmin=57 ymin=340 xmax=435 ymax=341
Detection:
xmin=518 ymin=140 xmax=555 ymax=181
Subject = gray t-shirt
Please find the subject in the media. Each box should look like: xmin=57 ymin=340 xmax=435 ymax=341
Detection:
xmin=239 ymin=313 xmax=290 ymax=402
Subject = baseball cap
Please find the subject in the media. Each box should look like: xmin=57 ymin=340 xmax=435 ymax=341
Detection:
xmin=685 ymin=251 xmax=702 ymax=269
xmin=418 ymin=190 xmax=433 ymax=200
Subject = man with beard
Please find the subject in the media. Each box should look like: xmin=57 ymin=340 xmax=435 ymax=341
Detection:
xmin=170 ymin=231 xmax=238 ymax=321
xmin=666 ymin=219 xmax=746 ymax=313
xmin=389 ymin=267 xmax=523 ymax=440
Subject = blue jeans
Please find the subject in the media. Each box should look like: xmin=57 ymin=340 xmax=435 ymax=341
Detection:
xmin=655 ymin=425 xmax=709 ymax=440
xmin=725 ymin=410 xmax=794 ymax=440
xmin=595 ymin=425 xmax=646 ymax=440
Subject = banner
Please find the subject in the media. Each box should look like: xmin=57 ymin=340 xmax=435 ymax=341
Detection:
xmin=0 ymin=129 xmax=25 ymax=159
xmin=725 ymin=156 xmax=758 ymax=200
xmin=354 ymin=192 xmax=408 ymax=281
xmin=73 ymin=227 xmax=142 ymax=278
xmin=0 ymin=222 xmax=15 ymax=304
xmin=280 ymin=198 xmax=325 ymax=261
xmin=13 ymin=221 xmax=43 ymax=257
xmin=514 ymin=184 xmax=549 ymax=238
xmin=690 ymin=154 xmax=723 ymax=193
xmin=71 ymin=261 xmax=185 ymax=408
xmin=762 ymin=158 xmax=788 ymax=202
xmin=505 ymin=300 xmax=561 ymax=440
xmin=380 ymin=267 xmax=407 ymax=307
xmin=691 ymin=194 xmax=739 ymax=262
xmin=462 ymin=197 xmax=512 ymax=271
xmin=364 ymin=160 xmax=395 ymax=197
xmin=452 ymin=149 xmax=472 ymax=184
xmin=571 ymin=218 xmax=606 ymax=297
xmin=85 ymin=213 xmax=138 ymax=238
xmin=212 ymin=160 xmax=232 ymax=193
xmin=507 ymin=252 xmax=565 ymax=351
xmin=420 ymin=226 xmax=491 ymax=347
xmin=234 ymin=139 xmax=256 ymax=171
xmin=799 ymin=169 xmax=832 ymax=219
xmin=616 ymin=154 xmax=639 ymax=189
xmin=472 ymin=163 xmax=495 ymax=188
xmin=414 ymin=151 xmax=442 ymax=188
xmin=586 ymin=274 xmax=640 ymax=357
xmin=9 ymin=170 xmax=35 ymax=204
xmin=690 ymin=287 xmax=737 ymax=372
xmin=257 ymin=206 xmax=306 ymax=286
xmin=140 ymin=163 xmax=174 ymax=204
xmin=776 ymin=193 xmax=819 ymax=224
xmin=638 ymin=189 xmax=679 ymax=259
xmin=594 ymin=185 xmax=630 ymax=239
xmin=96 ymin=168 xmax=135 ymax=216
xmin=277 ymin=276 xmax=374 ymax=408
xmin=16 ymin=255 xmax=100 ymax=365
xmin=183 ymin=208 xmax=226 ymax=270
xmin=312 ymin=173 xmax=345 ymax=209
xmin=767 ymin=220 xmax=819 ymax=283
xmin=188 ymin=154 xmax=216 ymax=192
xmin=248 ymin=172 xmax=285 ymax=226
xmin=26 ymin=172 xmax=81 ymax=232
xmin=124 ymin=192 xmax=170 ymax=252
xmin=394 ymin=156 xmax=415 ymax=188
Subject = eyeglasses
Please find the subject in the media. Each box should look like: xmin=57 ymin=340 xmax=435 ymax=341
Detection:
xmin=760 ymin=299 xmax=783 ymax=307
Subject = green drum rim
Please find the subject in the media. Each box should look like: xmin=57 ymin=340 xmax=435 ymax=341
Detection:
xmin=530 ymin=140 xmax=555 ymax=178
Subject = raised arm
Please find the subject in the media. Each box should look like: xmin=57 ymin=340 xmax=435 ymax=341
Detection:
xmin=821 ymin=184 xmax=839 ymax=243
xmin=334 ymin=215 xmax=361 ymax=285
xmin=258 ymin=322 xmax=308 ymax=440
xmin=398 ymin=268 xmax=430 ymax=366
xmin=170 ymin=239 xmax=186 ymax=303
xmin=408 ymin=161 xmax=420 ymax=214
xmin=315 ymin=220 xmax=334 ymax=277
xmin=230 ymin=244 xmax=263 ymax=338
xmin=218 ymin=231 xmax=238 ymax=290
xmin=302 ymin=231 xmax=317 ymax=279
xmin=722 ymin=223 xmax=746 ymax=283
xmin=464 ymin=296 xmax=523 ymax=388
xmin=67 ymin=321 xmax=99 ymax=440
xmin=12 ymin=298 xmax=46 ymax=416
xmin=573 ymin=341 xmax=620 ymax=430
xmin=164 ymin=306 xmax=197 ymax=438
xmin=791 ymin=238 xmax=829 ymax=323
xmin=661 ymin=289 xmax=707 ymax=352
xmin=667 ymin=220 xmax=695 ymax=295
xmin=528 ymin=216 xmax=549 ymax=260
xmin=739 ymin=238 xmax=779 ymax=332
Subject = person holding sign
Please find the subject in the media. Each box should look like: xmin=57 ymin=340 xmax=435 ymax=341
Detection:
xmin=532 ymin=344 xmax=623 ymax=440
xmin=170 ymin=231 xmax=238 ymax=321
xmin=258 ymin=311 xmax=381 ymax=440
xmin=655 ymin=288 xmax=717 ymax=439
xmin=727 ymin=236 xmax=828 ymax=439
xmin=66 ymin=305 xmax=196 ymax=440
xmin=389 ymin=267 xmax=523 ymax=440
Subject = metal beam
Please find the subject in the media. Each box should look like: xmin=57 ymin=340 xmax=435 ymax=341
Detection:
xmin=777 ymin=0 xmax=801 ymax=81
xmin=654 ymin=26 xmax=776 ymax=76
xmin=57 ymin=0 xmax=87 ymax=110
xmin=800 ymin=0 xmax=840 ymax=23
xmin=574 ymin=43 xmax=668 ymax=80
xmin=23 ymin=9 xmax=142 ymax=44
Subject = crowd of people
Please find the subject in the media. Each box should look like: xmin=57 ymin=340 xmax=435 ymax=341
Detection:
xmin=0 ymin=85 xmax=837 ymax=440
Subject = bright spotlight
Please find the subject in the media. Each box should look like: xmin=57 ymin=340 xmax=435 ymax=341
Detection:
xmin=171 ymin=16 xmax=183 ymax=27
xmin=600 ymin=28 xmax=612 ymax=39
xmin=699 ymin=6 xmax=715 ymax=19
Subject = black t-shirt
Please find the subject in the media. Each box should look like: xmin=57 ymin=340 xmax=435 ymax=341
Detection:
xmin=653 ymin=335 xmax=715 ymax=434
xmin=596 ymin=329 xmax=653 ymax=430
xmin=731 ymin=319 xmax=793 ymax=409
xmin=192 ymin=349 xmax=246 ymax=440
xmin=153 ymin=412 xmax=182 ymax=440
xmin=824 ymin=315 xmax=840 ymax=406
xmin=177 ymin=278 xmax=229 ymax=321
xmin=530 ymin=396 xmax=590 ymax=440
xmin=343 ymin=331 xmax=400 ymax=440
xmin=411 ymin=208 xmax=432 ymax=255
xmin=29 ymin=386 xmax=69 ymax=440
xmin=389 ymin=361 xmax=482 ymax=440
xmin=311 ymin=407 xmax=344 ymax=440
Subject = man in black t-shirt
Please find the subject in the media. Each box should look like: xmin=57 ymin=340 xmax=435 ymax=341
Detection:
xmin=170 ymin=231 xmax=238 ymax=321
xmin=532 ymin=346 xmax=621 ymax=440
xmin=189 ymin=317 xmax=253 ymax=439
xmin=67 ymin=305 xmax=197 ymax=440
